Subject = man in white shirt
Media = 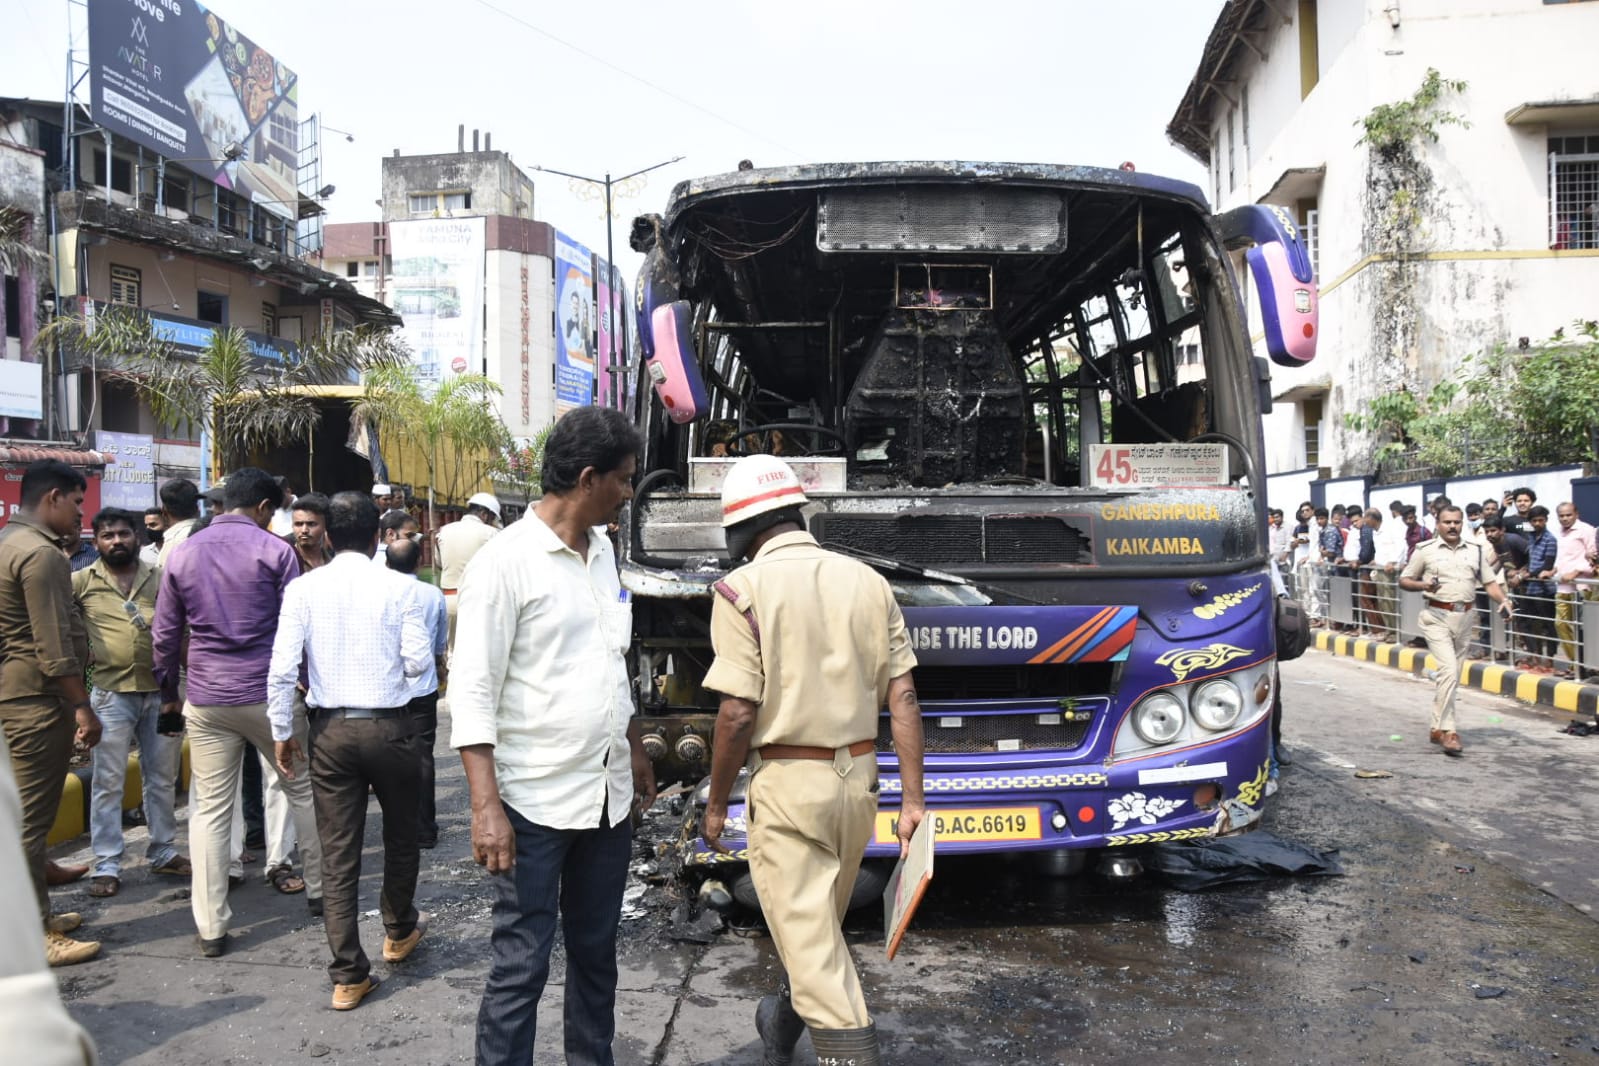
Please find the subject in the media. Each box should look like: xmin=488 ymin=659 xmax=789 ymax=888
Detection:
xmin=155 ymin=479 xmax=199 ymax=567
xmin=385 ymin=537 xmax=449 ymax=848
xmin=450 ymin=407 xmax=656 ymax=1066
xmin=268 ymin=492 xmax=432 ymax=1012
xmin=373 ymin=509 xmax=419 ymax=569
xmin=436 ymin=491 xmax=500 ymax=654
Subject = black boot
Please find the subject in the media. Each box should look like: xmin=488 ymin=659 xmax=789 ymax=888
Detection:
xmin=756 ymin=993 xmax=806 ymax=1066
xmin=808 ymin=1023 xmax=879 ymax=1066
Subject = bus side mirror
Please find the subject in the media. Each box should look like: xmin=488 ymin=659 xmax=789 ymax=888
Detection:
xmin=1216 ymin=204 xmax=1318 ymax=368
xmin=647 ymin=301 xmax=710 ymax=424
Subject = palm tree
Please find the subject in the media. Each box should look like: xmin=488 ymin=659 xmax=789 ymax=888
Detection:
xmin=355 ymin=364 xmax=512 ymax=555
xmin=0 ymin=204 xmax=45 ymax=275
xmin=35 ymin=309 xmax=406 ymax=475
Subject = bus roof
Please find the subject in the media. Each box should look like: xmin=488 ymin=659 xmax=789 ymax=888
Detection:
xmin=663 ymin=161 xmax=1209 ymax=223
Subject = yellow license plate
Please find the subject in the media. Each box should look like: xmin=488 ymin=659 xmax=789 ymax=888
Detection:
xmin=874 ymin=806 xmax=1042 ymax=844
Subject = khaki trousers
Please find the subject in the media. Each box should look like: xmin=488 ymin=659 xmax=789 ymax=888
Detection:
xmin=747 ymin=751 xmax=878 ymax=1032
xmin=0 ymin=695 xmax=74 ymax=922
xmin=186 ymin=701 xmax=322 ymax=939
xmin=1371 ymin=570 xmax=1399 ymax=641
xmin=1417 ymin=606 xmax=1474 ymax=733
xmin=1555 ymin=592 xmax=1582 ymax=667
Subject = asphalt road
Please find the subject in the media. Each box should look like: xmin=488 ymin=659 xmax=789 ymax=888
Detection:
xmin=45 ymin=652 xmax=1599 ymax=1065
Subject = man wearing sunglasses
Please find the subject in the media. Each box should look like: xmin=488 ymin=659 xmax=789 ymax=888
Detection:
xmin=72 ymin=509 xmax=190 ymax=901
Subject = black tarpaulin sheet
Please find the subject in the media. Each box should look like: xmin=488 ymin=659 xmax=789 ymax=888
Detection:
xmin=1148 ymin=831 xmax=1345 ymax=891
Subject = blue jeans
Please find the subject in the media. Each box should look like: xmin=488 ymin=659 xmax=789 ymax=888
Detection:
xmin=475 ymin=803 xmax=631 ymax=1066
xmin=89 ymin=689 xmax=181 ymax=877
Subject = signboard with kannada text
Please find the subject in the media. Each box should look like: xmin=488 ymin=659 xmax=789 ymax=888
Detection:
xmin=1087 ymin=443 xmax=1229 ymax=488
xmin=95 ymin=431 xmax=156 ymax=510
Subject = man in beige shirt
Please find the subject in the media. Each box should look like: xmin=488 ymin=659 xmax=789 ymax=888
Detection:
xmin=701 ymin=455 xmax=924 ymax=1066
xmin=154 ymin=479 xmax=199 ymax=567
xmin=436 ymin=491 xmax=500 ymax=654
xmin=1400 ymin=505 xmax=1514 ymax=756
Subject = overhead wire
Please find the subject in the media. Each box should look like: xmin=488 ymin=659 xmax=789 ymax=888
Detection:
xmin=468 ymin=0 xmax=803 ymax=158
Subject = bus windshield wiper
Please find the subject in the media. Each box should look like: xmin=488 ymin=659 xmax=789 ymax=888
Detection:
xmin=819 ymin=542 xmax=1042 ymax=605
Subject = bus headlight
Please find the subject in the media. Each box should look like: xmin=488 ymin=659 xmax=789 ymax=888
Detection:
xmin=1191 ymin=679 xmax=1245 ymax=731
xmin=1132 ymin=693 xmax=1185 ymax=745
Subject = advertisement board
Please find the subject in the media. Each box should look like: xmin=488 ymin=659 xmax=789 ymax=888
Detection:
xmin=88 ymin=0 xmax=303 ymax=218
xmin=595 ymin=259 xmax=634 ymax=411
xmin=388 ymin=218 xmax=486 ymax=389
xmin=0 ymin=359 xmax=43 ymax=420
xmin=553 ymin=231 xmax=595 ymax=413
xmin=95 ymin=431 xmax=157 ymax=510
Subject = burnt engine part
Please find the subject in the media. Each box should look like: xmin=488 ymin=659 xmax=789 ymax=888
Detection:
xmin=846 ymin=309 xmax=1025 ymax=486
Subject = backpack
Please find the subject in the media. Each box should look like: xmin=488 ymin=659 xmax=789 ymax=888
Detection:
xmin=1275 ymin=596 xmax=1312 ymax=661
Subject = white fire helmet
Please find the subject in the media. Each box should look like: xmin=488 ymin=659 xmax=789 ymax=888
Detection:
xmin=467 ymin=492 xmax=502 ymax=519
xmin=720 ymin=454 xmax=808 ymax=530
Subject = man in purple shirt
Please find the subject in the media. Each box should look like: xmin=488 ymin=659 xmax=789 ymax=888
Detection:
xmin=152 ymin=467 xmax=322 ymax=957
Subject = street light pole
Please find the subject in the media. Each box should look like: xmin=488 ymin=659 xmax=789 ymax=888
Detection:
xmin=532 ymin=156 xmax=682 ymax=408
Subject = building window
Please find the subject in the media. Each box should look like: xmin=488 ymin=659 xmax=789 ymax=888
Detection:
xmin=217 ymin=191 xmax=241 ymax=235
xmin=1241 ymin=84 xmax=1251 ymax=165
xmin=197 ymin=291 xmax=226 ymax=325
xmin=262 ymin=302 xmax=277 ymax=336
xmin=268 ymin=111 xmax=297 ymax=152
xmin=90 ymin=150 xmax=134 ymax=194
xmin=408 ymin=191 xmax=471 ymax=215
xmin=1303 ymin=395 xmax=1324 ymax=467
xmin=345 ymin=261 xmax=359 ymax=277
xmin=1549 ymin=134 xmax=1599 ymax=249
xmin=109 ymin=265 xmax=141 ymax=307
xmin=362 ymin=260 xmax=380 ymax=277
xmin=1299 ymin=0 xmax=1320 ymax=98
xmin=1175 ymin=341 xmax=1203 ymax=367
xmin=161 ymin=173 xmax=191 ymax=213
xmin=1227 ymin=107 xmax=1237 ymax=192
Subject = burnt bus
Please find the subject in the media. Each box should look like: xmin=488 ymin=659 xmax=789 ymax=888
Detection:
xmin=618 ymin=162 xmax=1318 ymax=906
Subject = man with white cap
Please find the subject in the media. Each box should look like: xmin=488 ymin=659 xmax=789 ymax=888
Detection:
xmin=436 ymin=491 xmax=501 ymax=654
xmin=370 ymin=484 xmax=395 ymax=513
xmin=700 ymin=454 xmax=925 ymax=1066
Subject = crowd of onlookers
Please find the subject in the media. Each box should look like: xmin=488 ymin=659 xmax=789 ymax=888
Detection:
xmin=0 ymin=461 xmax=503 ymax=994
xmin=1268 ymin=487 xmax=1599 ymax=679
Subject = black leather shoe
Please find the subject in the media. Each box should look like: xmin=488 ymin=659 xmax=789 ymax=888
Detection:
xmin=199 ymin=935 xmax=227 ymax=958
xmin=307 ymin=896 xmax=324 ymax=919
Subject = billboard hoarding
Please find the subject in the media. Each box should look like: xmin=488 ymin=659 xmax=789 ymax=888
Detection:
xmin=0 ymin=467 xmax=102 ymax=533
xmin=0 ymin=359 xmax=43 ymax=420
xmin=554 ymin=231 xmax=595 ymax=413
xmin=388 ymin=218 xmax=486 ymax=389
xmin=88 ymin=0 xmax=304 ymax=219
xmin=95 ymin=431 xmax=157 ymax=510
xmin=595 ymin=258 xmax=633 ymax=411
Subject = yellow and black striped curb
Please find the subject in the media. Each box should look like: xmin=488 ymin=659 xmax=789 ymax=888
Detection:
xmin=1312 ymin=630 xmax=1598 ymax=718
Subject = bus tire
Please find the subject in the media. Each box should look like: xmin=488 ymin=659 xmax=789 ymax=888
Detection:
xmin=731 ymin=859 xmax=894 ymax=913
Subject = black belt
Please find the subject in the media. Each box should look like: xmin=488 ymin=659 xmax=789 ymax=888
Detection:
xmin=310 ymin=706 xmax=409 ymax=720
xmin=1426 ymin=599 xmax=1473 ymax=613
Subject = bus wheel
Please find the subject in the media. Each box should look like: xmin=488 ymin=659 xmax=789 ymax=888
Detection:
xmin=731 ymin=859 xmax=894 ymax=913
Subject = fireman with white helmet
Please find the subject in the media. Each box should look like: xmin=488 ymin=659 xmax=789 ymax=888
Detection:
xmin=701 ymin=454 xmax=925 ymax=1066
xmin=436 ymin=491 xmax=501 ymax=654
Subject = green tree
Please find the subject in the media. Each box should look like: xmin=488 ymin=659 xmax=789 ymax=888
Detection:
xmin=495 ymin=421 xmax=555 ymax=503
xmin=0 ymin=204 xmax=45 ymax=274
xmin=35 ymin=309 xmax=405 ymax=475
xmin=355 ymin=365 xmax=512 ymax=557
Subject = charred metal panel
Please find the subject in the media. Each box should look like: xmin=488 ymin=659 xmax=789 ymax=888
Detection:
xmin=816 ymin=187 xmax=1067 ymax=254
xmin=880 ymin=710 xmax=1093 ymax=754
xmin=810 ymin=512 xmax=1091 ymax=567
xmin=846 ymin=309 xmax=1025 ymax=486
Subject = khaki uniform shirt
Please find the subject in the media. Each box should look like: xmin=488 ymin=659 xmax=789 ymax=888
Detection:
xmin=72 ymin=558 xmax=160 ymax=693
xmin=437 ymin=514 xmax=496 ymax=590
xmin=703 ymin=531 xmax=918 ymax=750
xmin=1401 ymin=536 xmax=1497 ymax=605
xmin=0 ymin=513 xmax=88 ymax=701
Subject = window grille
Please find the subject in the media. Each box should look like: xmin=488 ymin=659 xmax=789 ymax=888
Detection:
xmin=1549 ymin=139 xmax=1599 ymax=249
xmin=1303 ymin=208 xmax=1320 ymax=278
xmin=109 ymin=265 xmax=141 ymax=307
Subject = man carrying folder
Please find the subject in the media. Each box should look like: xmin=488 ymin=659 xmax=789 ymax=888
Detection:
xmin=701 ymin=455 xmax=926 ymax=1066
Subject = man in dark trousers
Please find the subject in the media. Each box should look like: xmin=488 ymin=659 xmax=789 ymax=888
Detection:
xmin=385 ymin=537 xmax=448 ymax=848
xmin=268 ymin=491 xmax=431 ymax=1011
xmin=451 ymin=406 xmax=656 ymax=1066
xmin=701 ymin=454 xmax=925 ymax=1066
xmin=0 ymin=460 xmax=102 ymax=966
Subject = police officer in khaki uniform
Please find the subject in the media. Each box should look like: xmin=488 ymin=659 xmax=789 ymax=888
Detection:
xmin=1399 ymin=505 xmax=1513 ymax=756
xmin=701 ymin=455 xmax=924 ymax=1066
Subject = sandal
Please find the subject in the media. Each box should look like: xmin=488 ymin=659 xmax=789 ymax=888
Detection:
xmin=87 ymin=875 xmax=120 ymax=898
xmin=266 ymin=864 xmax=306 ymax=895
xmin=152 ymin=855 xmax=192 ymax=877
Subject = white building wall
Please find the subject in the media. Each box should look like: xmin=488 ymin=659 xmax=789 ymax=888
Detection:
xmin=1197 ymin=0 xmax=1599 ymax=479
